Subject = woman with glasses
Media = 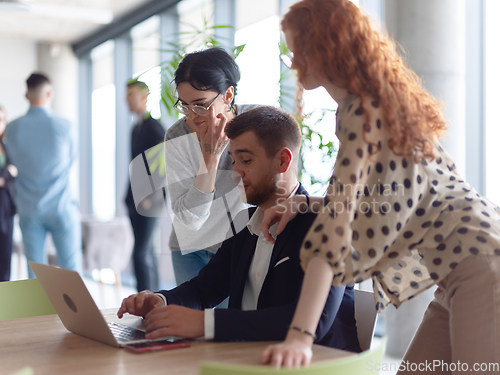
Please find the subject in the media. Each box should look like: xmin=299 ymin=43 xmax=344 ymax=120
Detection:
xmin=164 ymin=47 xmax=257 ymax=289
xmin=260 ymin=0 xmax=500 ymax=371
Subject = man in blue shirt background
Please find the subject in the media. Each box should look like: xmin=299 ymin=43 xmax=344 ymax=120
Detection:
xmin=6 ymin=73 xmax=81 ymax=278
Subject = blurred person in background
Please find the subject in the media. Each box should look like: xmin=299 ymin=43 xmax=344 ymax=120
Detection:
xmin=0 ymin=105 xmax=17 ymax=282
xmin=125 ymin=79 xmax=165 ymax=292
xmin=6 ymin=73 xmax=81 ymax=278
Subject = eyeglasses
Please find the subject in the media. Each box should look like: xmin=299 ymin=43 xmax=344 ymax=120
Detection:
xmin=280 ymin=52 xmax=294 ymax=69
xmin=174 ymin=93 xmax=221 ymax=116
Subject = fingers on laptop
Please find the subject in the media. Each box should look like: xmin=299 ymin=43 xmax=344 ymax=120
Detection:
xmin=117 ymin=290 xmax=157 ymax=318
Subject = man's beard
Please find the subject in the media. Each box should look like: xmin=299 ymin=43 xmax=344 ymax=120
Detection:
xmin=245 ymin=174 xmax=278 ymax=207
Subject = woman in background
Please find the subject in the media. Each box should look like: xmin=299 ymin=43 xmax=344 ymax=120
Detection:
xmin=260 ymin=0 xmax=500 ymax=372
xmin=0 ymin=106 xmax=17 ymax=282
xmin=164 ymin=48 xmax=256 ymax=287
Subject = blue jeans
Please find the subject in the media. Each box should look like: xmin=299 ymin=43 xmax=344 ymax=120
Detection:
xmin=171 ymin=249 xmax=228 ymax=308
xmin=19 ymin=203 xmax=82 ymax=279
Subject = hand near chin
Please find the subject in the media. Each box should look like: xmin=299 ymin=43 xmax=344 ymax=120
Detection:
xmin=143 ymin=305 xmax=204 ymax=339
xmin=200 ymin=105 xmax=229 ymax=157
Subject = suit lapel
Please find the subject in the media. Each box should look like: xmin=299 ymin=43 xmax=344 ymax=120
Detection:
xmin=268 ymin=215 xmax=299 ymax=269
xmin=267 ymin=184 xmax=308 ymax=273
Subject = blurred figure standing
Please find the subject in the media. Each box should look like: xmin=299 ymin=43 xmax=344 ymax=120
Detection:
xmin=5 ymin=73 xmax=81 ymax=278
xmin=0 ymin=106 xmax=17 ymax=282
xmin=124 ymin=80 xmax=165 ymax=292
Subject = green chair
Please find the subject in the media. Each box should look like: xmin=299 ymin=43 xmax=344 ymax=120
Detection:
xmin=0 ymin=278 xmax=56 ymax=320
xmin=9 ymin=367 xmax=34 ymax=375
xmin=199 ymin=336 xmax=387 ymax=375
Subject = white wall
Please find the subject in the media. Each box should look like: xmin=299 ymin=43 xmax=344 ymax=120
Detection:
xmin=0 ymin=36 xmax=37 ymax=121
xmin=37 ymin=43 xmax=79 ymax=125
xmin=37 ymin=42 xmax=80 ymax=199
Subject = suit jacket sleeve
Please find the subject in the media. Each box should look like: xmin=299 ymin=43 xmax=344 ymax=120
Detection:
xmin=212 ymin=282 xmax=346 ymax=343
xmin=159 ymin=235 xmax=234 ymax=309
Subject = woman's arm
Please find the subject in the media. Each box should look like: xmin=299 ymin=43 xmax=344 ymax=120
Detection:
xmin=261 ymin=257 xmax=334 ymax=368
xmin=164 ymin=109 xmax=230 ymax=230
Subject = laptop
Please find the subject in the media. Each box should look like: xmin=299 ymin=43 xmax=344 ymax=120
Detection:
xmin=29 ymin=261 xmax=179 ymax=348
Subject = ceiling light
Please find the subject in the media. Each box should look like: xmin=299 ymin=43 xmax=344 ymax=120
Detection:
xmin=0 ymin=0 xmax=114 ymax=24
xmin=30 ymin=3 xmax=114 ymax=25
xmin=0 ymin=0 xmax=31 ymax=12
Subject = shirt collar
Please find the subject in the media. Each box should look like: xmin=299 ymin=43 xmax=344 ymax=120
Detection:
xmin=137 ymin=111 xmax=148 ymax=125
xmin=247 ymin=182 xmax=300 ymax=238
xmin=28 ymin=106 xmax=52 ymax=115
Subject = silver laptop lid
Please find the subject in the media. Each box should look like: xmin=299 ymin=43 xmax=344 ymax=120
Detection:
xmin=29 ymin=262 xmax=121 ymax=347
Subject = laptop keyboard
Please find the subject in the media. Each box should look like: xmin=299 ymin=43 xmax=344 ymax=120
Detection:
xmin=108 ymin=321 xmax=146 ymax=342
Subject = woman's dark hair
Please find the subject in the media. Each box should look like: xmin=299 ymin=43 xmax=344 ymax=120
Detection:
xmin=174 ymin=47 xmax=240 ymax=107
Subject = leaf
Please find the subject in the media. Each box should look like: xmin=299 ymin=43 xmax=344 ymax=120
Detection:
xmin=232 ymin=44 xmax=246 ymax=59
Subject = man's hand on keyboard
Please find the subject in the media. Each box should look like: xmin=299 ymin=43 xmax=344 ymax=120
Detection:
xmin=144 ymin=305 xmax=204 ymax=339
xmin=117 ymin=290 xmax=164 ymax=318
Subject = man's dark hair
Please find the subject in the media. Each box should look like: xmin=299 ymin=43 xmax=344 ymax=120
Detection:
xmin=174 ymin=48 xmax=240 ymax=108
xmin=26 ymin=73 xmax=50 ymax=90
xmin=127 ymin=79 xmax=149 ymax=93
xmin=225 ymin=106 xmax=302 ymax=158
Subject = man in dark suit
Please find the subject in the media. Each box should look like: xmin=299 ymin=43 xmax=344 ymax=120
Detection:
xmin=124 ymin=80 xmax=165 ymax=292
xmin=118 ymin=106 xmax=360 ymax=352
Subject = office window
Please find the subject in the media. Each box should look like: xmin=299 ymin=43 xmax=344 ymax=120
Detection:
xmin=301 ymin=88 xmax=339 ymax=195
xmin=91 ymin=41 xmax=116 ymax=220
xmin=178 ymin=0 xmax=215 ymax=53
xmin=132 ymin=15 xmax=162 ymax=120
xmin=485 ymin=0 xmax=500 ymax=205
xmin=234 ymin=0 xmax=338 ymax=195
xmin=235 ymin=0 xmax=280 ymax=106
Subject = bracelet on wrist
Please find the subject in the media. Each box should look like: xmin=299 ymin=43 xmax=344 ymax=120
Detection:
xmin=289 ymin=324 xmax=317 ymax=340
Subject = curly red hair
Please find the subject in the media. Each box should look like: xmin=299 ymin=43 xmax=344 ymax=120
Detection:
xmin=282 ymin=0 xmax=447 ymax=160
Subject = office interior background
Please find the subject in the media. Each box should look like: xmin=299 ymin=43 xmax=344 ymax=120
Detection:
xmin=0 ymin=0 xmax=498 ymax=368
xmin=0 ymin=0 xmax=498 ymax=357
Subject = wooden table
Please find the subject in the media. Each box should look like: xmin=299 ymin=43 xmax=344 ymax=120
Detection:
xmin=0 ymin=309 xmax=352 ymax=375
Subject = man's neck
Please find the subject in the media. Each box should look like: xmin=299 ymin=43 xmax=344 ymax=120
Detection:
xmin=134 ymin=108 xmax=147 ymax=117
xmin=257 ymin=180 xmax=299 ymax=211
xmin=30 ymin=102 xmax=50 ymax=108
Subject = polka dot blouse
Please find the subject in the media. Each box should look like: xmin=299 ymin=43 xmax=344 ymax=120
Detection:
xmin=300 ymin=94 xmax=500 ymax=311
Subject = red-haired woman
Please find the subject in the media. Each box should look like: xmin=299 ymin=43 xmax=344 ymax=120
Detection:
xmin=260 ymin=0 xmax=500 ymax=371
